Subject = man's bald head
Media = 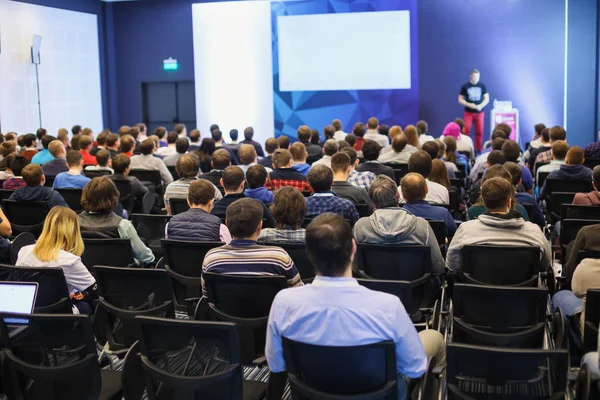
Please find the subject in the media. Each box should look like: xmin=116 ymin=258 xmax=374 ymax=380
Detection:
xmin=400 ymin=172 xmax=428 ymax=203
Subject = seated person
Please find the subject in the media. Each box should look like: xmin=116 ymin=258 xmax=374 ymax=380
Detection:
xmin=563 ymin=223 xmax=600 ymax=289
xmin=0 ymin=141 xmax=17 ymax=174
xmin=79 ymin=135 xmax=97 ymax=166
xmin=53 ymin=150 xmax=91 ymax=189
xmin=266 ymin=214 xmax=444 ymax=399
xmin=354 ymin=175 xmax=445 ymax=276
xmin=244 ymin=164 xmax=274 ymax=203
xmin=259 ymin=138 xmax=279 ymax=168
xmin=468 ymin=150 xmax=506 ymax=205
xmin=164 ymin=154 xmax=222 ymax=215
xmin=42 ymin=140 xmax=68 ymax=178
xmin=200 ymin=148 xmax=230 ymax=189
xmin=119 ymin=134 xmax=136 ymax=158
xmin=355 ymin=140 xmax=395 ymax=179
xmin=398 ymin=151 xmax=449 ymax=204
xmin=258 ymin=186 xmax=307 ymax=243
xmin=188 ymin=129 xmax=201 ymax=152
xmin=289 ymin=142 xmax=310 ymax=175
xmin=341 ymin=147 xmax=376 ymax=189
xmin=202 ymin=197 xmax=302 ymax=297
xmin=421 ymin=141 xmax=456 ymax=179
xmin=31 ymin=135 xmax=56 ymax=165
xmin=468 ymin=165 xmax=530 ymax=220
xmin=9 ymin=164 xmax=68 ymax=209
xmin=3 ymin=155 xmax=29 ymax=190
xmin=504 ymin=161 xmax=545 ymax=227
xmin=401 ymin=173 xmax=457 ymax=237
xmin=20 ymin=133 xmax=38 ymax=161
xmin=540 ymin=146 xmax=593 ymax=200
xmin=469 ymin=133 xmax=507 ymax=181
xmin=164 ymin=137 xmax=189 ymax=167
xmin=378 ymin=133 xmax=412 ymax=164
xmin=16 ymin=206 xmax=96 ymax=314
xmin=573 ymin=165 xmax=600 ymax=205
xmin=311 ymin=140 xmax=337 ymax=169
xmin=108 ymin=154 xmax=152 ymax=205
xmin=269 ymin=149 xmax=311 ymax=192
xmin=238 ymin=144 xmax=271 ymax=175
xmin=84 ymin=149 xmax=114 ymax=174
xmin=442 ymin=136 xmax=470 ymax=175
xmin=211 ymin=166 xmax=275 ymax=227
xmin=536 ymin=140 xmax=568 ymax=182
xmin=501 ymin=140 xmax=534 ymax=195
xmin=130 ymin=138 xmax=174 ymax=186
xmin=331 ymin=152 xmax=373 ymax=214
xmin=78 ymin=177 xmax=155 ymax=266
xmin=447 ymin=177 xmax=551 ymax=272
xmin=154 ymin=131 xmax=178 ymax=158
xmin=166 ymin=179 xmax=231 ymax=243
xmin=306 ymin=165 xmax=359 ymax=224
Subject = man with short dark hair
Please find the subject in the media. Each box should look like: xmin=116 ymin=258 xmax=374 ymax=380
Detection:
xmin=332 ymin=119 xmax=346 ymax=141
xmin=238 ymin=143 xmax=270 ymax=175
xmin=363 ymin=117 xmax=389 ymax=147
xmin=270 ymin=149 xmax=311 ymax=192
xmin=501 ymin=140 xmax=534 ymax=194
xmin=202 ymin=197 xmax=300 ymax=295
xmin=119 ymin=134 xmax=136 ymax=158
xmin=106 ymin=133 xmax=120 ymax=158
xmin=3 ymin=156 xmax=29 ymax=190
xmin=166 ymin=179 xmax=231 ymax=243
xmin=72 ymin=125 xmax=82 ymax=136
xmin=244 ymin=164 xmax=274 ymax=203
xmin=200 ymin=148 xmax=230 ymax=188
xmin=108 ymin=154 xmax=149 ymax=203
xmin=310 ymin=139 xmax=338 ymax=170
xmin=0 ymin=141 xmax=17 ymax=171
xmin=241 ymin=126 xmax=265 ymax=157
xmin=223 ymin=129 xmax=242 ymax=154
xmin=174 ymin=123 xmax=187 ymax=139
xmin=212 ymin=129 xmax=225 ymax=147
xmin=530 ymin=125 xmax=567 ymax=168
xmin=378 ymin=134 xmax=411 ymax=164
xmin=155 ymin=131 xmax=178 ymax=158
xmin=259 ymin=138 xmax=279 ymax=168
xmin=355 ymin=140 xmax=395 ymax=179
xmin=85 ymin=149 xmax=114 ymax=174
xmin=297 ymin=125 xmax=322 ymax=158
xmin=20 ymin=134 xmax=38 ymax=161
xmin=188 ymin=129 xmax=201 ymax=151
xmin=289 ymin=142 xmax=310 ymax=175
xmin=398 ymin=151 xmax=449 ymax=204
xmin=458 ymin=69 xmax=489 ymax=152
xmin=540 ymin=146 xmax=593 ymax=200
xmin=469 ymin=135 xmax=506 ymax=181
xmin=210 ymin=166 xmax=275 ymax=227
xmin=354 ymin=175 xmax=445 ymax=275
xmin=401 ymin=173 xmax=456 ymax=237
xmin=31 ymin=135 xmax=56 ymax=165
xmin=447 ymin=177 xmax=551 ymax=272
xmin=42 ymin=140 xmax=68 ymax=178
xmin=78 ymin=135 xmax=97 ymax=166
xmin=504 ymin=162 xmax=546 ymax=227
xmin=266 ymin=213 xmax=444 ymax=400
xmin=536 ymin=140 xmax=568 ymax=182
xmin=164 ymin=137 xmax=190 ymax=167
xmin=306 ymin=165 xmax=359 ymax=224
xmin=90 ymin=131 xmax=108 ymax=156
xmin=130 ymin=138 xmax=173 ymax=185
xmin=352 ymin=122 xmax=366 ymax=151
xmin=35 ymin=128 xmax=47 ymax=150
xmin=9 ymin=164 xmax=67 ymax=209
xmin=341 ymin=147 xmax=376 ymax=189
xmin=331 ymin=152 xmax=373 ymax=213
xmin=53 ymin=150 xmax=91 ymax=189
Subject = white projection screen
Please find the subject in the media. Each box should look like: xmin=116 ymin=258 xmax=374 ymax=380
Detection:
xmin=277 ymin=11 xmax=411 ymax=91
xmin=192 ymin=1 xmax=274 ymax=145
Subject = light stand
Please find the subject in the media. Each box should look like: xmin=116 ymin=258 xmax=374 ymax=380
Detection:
xmin=31 ymin=35 xmax=42 ymax=129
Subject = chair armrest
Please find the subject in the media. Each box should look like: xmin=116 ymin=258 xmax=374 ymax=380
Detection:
xmin=252 ymin=356 xmax=267 ymax=366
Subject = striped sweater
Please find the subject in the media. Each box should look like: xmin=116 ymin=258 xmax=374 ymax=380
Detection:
xmin=201 ymin=239 xmax=303 ymax=297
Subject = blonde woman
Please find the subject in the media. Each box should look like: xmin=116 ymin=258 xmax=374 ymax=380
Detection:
xmin=16 ymin=206 xmax=96 ymax=314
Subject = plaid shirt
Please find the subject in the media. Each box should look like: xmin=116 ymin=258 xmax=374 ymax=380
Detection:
xmin=305 ymin=193 xmax=359 ymax=224
xmin=270 ymin=168 xmax=313 ymax=193
xmin=584 ymin=142 xmax=600 ymax=159
xmin=348 ymin=170 xmax=376 ymax=189
xmin=2 ymin=177 xmax=26 ymax=190
xmin=535 ymin=149 xmax=553 ymax=165
xmin=257 ymin=227 xmax=306 ymax=243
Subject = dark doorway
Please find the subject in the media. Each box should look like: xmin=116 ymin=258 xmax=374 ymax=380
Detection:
xmin=142 ymin=81 xmax=196 ymax=134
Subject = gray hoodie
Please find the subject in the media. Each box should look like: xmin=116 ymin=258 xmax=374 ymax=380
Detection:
xmin=353 ymin=208 xmax=445 ymax=275
xmin=446 ymin=213 xmax=552 ymax=272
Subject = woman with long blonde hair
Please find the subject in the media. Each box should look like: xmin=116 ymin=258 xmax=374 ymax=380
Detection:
xmin=16 ymin=206 xmax=96 ymax=314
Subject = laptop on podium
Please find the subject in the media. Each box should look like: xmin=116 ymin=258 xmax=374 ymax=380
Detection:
xmin=0 ymin=281 xmax=38 ymax=337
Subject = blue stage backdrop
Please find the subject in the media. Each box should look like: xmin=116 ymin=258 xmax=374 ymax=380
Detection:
xmin=271 ymin=0 xmax=418 ymax=141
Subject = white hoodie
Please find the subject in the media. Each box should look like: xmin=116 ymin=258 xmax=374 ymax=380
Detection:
xmin=446 ymin=213 xmax=551 ymax=272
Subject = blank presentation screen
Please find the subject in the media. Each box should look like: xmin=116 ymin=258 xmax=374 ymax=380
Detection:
xmin=277 ymin=11 xmax=411 ymax=92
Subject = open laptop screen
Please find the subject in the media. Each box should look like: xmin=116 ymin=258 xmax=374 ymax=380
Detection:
xmin=0 ymin=282 xmax=38 ymax=324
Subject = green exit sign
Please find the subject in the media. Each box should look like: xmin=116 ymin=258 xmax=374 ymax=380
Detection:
xmin=163 ymin=58 xmax=178 ymax=71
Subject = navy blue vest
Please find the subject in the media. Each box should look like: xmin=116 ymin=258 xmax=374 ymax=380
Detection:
xmin=167 ymin=208 xmax=221 ymax=241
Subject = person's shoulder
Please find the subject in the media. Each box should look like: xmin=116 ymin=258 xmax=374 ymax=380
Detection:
xmin=56 ymin=249 xmax=82 ymax=264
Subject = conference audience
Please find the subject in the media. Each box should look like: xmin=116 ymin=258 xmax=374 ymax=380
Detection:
xmin=428 ymin=159 xmax=451 ymax=190
xmin=20 ymin=134 xmax=38 ymax=161
xmin=537 ymin=140 xmax=569 ymax=182
xmin=306 ymin=165 xmax=359 ymax=224
xmin=241 ymin=126 xmax=265 ymax=157
xmin=290 ymin=142 xmax=311 ymax=175
xmin=501 ymin=140 xmax=534 ymax=194
xmin=417 ymin=120 xmax=435 ymax=145
xmin=354 ymin=175 xmax=445 ymax=275
xmin=155 ymin=131 xmax=178 ymax=158
xmin=355 ymin=140 xmax=395 ymax=179
xmin=164 ymin=137 xmax=189 ymax=167
xmin=0 ymin=141 xmax=17 ymax=170
xmin=342 ymin=147 xmax=376 ymax=189
xmin=84 ymin=149 xmax=113 ymax=174
xmin=130 ymin=138 xmax=173 ymax=186
xmin=504 ymin=161 xmax=546 ymax=228
xmin=523 ymin=124 xmax=547 ymax=161
xmin=378 ymin=134 xmax=412 ymax=164
xmin=267 ymin=213 xmax=445 ymax=399
xmin=196 ymin=138 xmax=216 ymax=173
xmin=443 ymin=136 xmax=470 ymax=175
xmin=238 ymin=143 xmax=271 ymax=175
xmin=258 ymin=187 xmax=307 ymax=243
xmin=469 ymin=134 xmax=507 ymax=181
xmin=211 ymin=166 xmax=275 ymax=227
xmin=78 ymin=177 xmax=154 ymax=266
xmin=199 ymin=148 xmax=230 ymax=189
xmin=107 ymin=154 xmax=149 ymax=203
xmin=398 ymin=151 xmax=449 ymax=204
xmin=332 ymin=119 xmax=346 ymax=141
xmin=188 ymin=129 xmax=201 ymax=151
xmin=363 ymin=117 xmax=389 ymax=147
xmin=9 ymin=164 xmax=67 ymax=209
xmin=573 ymin=165 xmax=600 ymax=205
xmin=310 ymin=139 xmax=338 ymax=169
xmin=16 ymin=206 xmax=96 ymax=314
xmin=540 ymin=146 xmax=592 ymax=200
xmin=562 ymin=222 xmax=600 ymax=290
xmin=422 ymin=141 xmax=457 ymax=179
xmin=311 ymin=129 xmax=322 ymax=146
xmin=105 ymin=133 xmax=120 ymax=157
xmin=468 ymin=150 xmax=506 ymax=204
xmin=211 ymin=129 xmax=225 ymax=148
xmin=404 ymin=125 xmax=421 ymax=151
xmin=166 ymin=179 xmax=231 ymax=243
xmin=222 ymin=129 xmax=241 ymax=153
xmin=42 ymin=140 xmax=68 ymax=178
xmin=119 ymin=134 xmax=136 ymax=158
xmin=31 ymin=135 xmax=55 ymax=165
xmin=78 ymin=135 xmax=97 ymax=166
xmin=277 ymin=135 xmax=290 ymax=150
xmin=202 ymin=197 xmax=301 ymax=297
xmin=441 ymin=121 xmax=474 ymax=161
xmin=331 ymin=152 xmax=374 ymax=213
xmin=3 ymin=156 xmax=29 ymax=190
xmin=244 ymin=164 xmax=274 ymax=203
xmin=90 ymin=130 xmax=107 ymax=156
xmin=447 ymin=177 xmax=551 ymax=272
xmin=269 ymin=149 xmax=311 ymax=192
xmin=529 ymin=125 xmax=566 ymax=169
xmin=352 ymin=122 xmax=367 ymax=151
xmin=297 ymin=125 xmax=322 ymax=158
xmin=53 ymin=150 xmax=91 ymax=189
xmin=259 ymin=138 xmax=279 ymax=168
xmin=401 ymin=173 xmax=457 ymax=237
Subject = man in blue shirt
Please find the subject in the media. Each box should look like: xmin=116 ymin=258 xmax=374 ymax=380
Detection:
xmin=53 ymin=150 xmax=91 ymax=189
xmin=401 ymin=173 xmax=457 ymax=237
xmin=306 ymin=165 xmax=359 ymax=224
xmin=266 ymin=214 xmax=444 ymax=399
xmin=31 ymin=135 xmax=55 ymax=165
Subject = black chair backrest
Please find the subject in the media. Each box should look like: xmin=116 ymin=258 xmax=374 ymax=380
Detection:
xmin=521 ymin=203 xmax=535 ymax=222
xmin=576 ymin=250 xmax=600 ymax=264
xmin=453 ymin=284 xmax=547 ymax=331
xmin=110 ymin=177 xmax=135 ymax=216
xmin=357 ymin=279 xmax=412 ymax=312
xmin=427 ymin=220 xmax=446 ymax=246
xmin=161 ymin=239 xmax=223 ymax=310
xmin=131 ymin=213 xmax=171 ymax=257
xmin=0 ymin=264 xmax=71 ymax=313
xmin=0 ymin=189 xmax=14 ymax=201
xmin=129 ymin=169 xmax=162 ymax=186
xmin=446 ymin=343 xmax=568 ymax=399
xmin=584 ymin=158 xmax=600 ymax=170
xmin=170 ymin=198 xmax=190 ymax=215
xmin=545 ymin=179 xmax=593 ymax=199
xmin=43 ymin=176 xmax=55 ymax=187
xmin=54 ymin=188 xmax=84 ymax=212
xmin=167 ymin=165 xmax=178 ymax=181
xmin=537 ymin=171 xmax=550 ymax=189
xmin=81 ymin=238 xmax=135 ymax=270
xmin=282 ymin=337 xmax=397 ymax=399
xmin=355 ymin=203 xmax=372 ymax=218
xmin=0 ymin=313 xmax=102 ymax=400
xmin=452 ymin=317 xmax=546 ymax=349
xmin=561 ymin=204 xmax=600 ymax=220
xmin=448 ymin=186 xmax=460 ymax=213
xmin=2 ymin=200 xmax=48 ymax=236
xmin=260 ymin=241 xmax=314 ymax=282
xmin=10 ymin=232 xmax=36 ymax=265
xmin=560 ymin=219 xmax=600 ymax=250
xmin=550 ymin=192 xmax=577 ymax=218
xmin=460 ymin=245 xmax=541 ymax=286
xmin=134 ymin=316 xmax=244 ymax=399
xmin=449 ymin=178 xmax=463 ymax=190
xmin=306 ymin=155 xmax=322 ymax=165
xmin=384 ymin=163 xmax=409 ymax=185
xmin=583 ymin=289 xmax=600 ymax=353
xmin=83 ymin=169 xmax=111 ymax=178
